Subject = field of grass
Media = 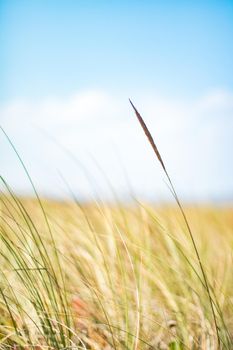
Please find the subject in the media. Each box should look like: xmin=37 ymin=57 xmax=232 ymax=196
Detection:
xmin=0 ymin=194 xmax=232 ymax=349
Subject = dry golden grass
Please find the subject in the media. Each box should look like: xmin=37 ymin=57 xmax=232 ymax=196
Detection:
xmin=0 ymin=197 xmax=232 ymax=349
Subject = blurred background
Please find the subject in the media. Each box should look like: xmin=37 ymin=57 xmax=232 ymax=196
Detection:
xmin=1 ymin=0 xmax=233 ymax=202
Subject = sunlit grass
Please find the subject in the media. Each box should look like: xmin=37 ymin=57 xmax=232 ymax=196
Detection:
xmin=0 ymin=193 xmax=232 ymax=349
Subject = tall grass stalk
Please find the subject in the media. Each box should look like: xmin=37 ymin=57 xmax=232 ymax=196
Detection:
xmin=129 ymin=99 xmax=221 ymax=348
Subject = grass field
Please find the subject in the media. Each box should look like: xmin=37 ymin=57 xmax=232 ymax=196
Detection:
xmin=0 ymin=194 xmax=232 ymax=349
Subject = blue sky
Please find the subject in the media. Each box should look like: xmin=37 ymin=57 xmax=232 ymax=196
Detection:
xmin=1 ymin=1 xmax=233 ymax=201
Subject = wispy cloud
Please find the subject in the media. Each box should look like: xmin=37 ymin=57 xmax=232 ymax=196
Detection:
xmin=1 ymin=89 xmax=232 ymax=201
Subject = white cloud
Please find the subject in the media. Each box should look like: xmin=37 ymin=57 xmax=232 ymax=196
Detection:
xmin=1 ymin=90 xmax=117 ymax=129
xmin=0 ymin=88 xmax=233 ymax=201
xmin=197 ymin=88 xmax=233 ymax=111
